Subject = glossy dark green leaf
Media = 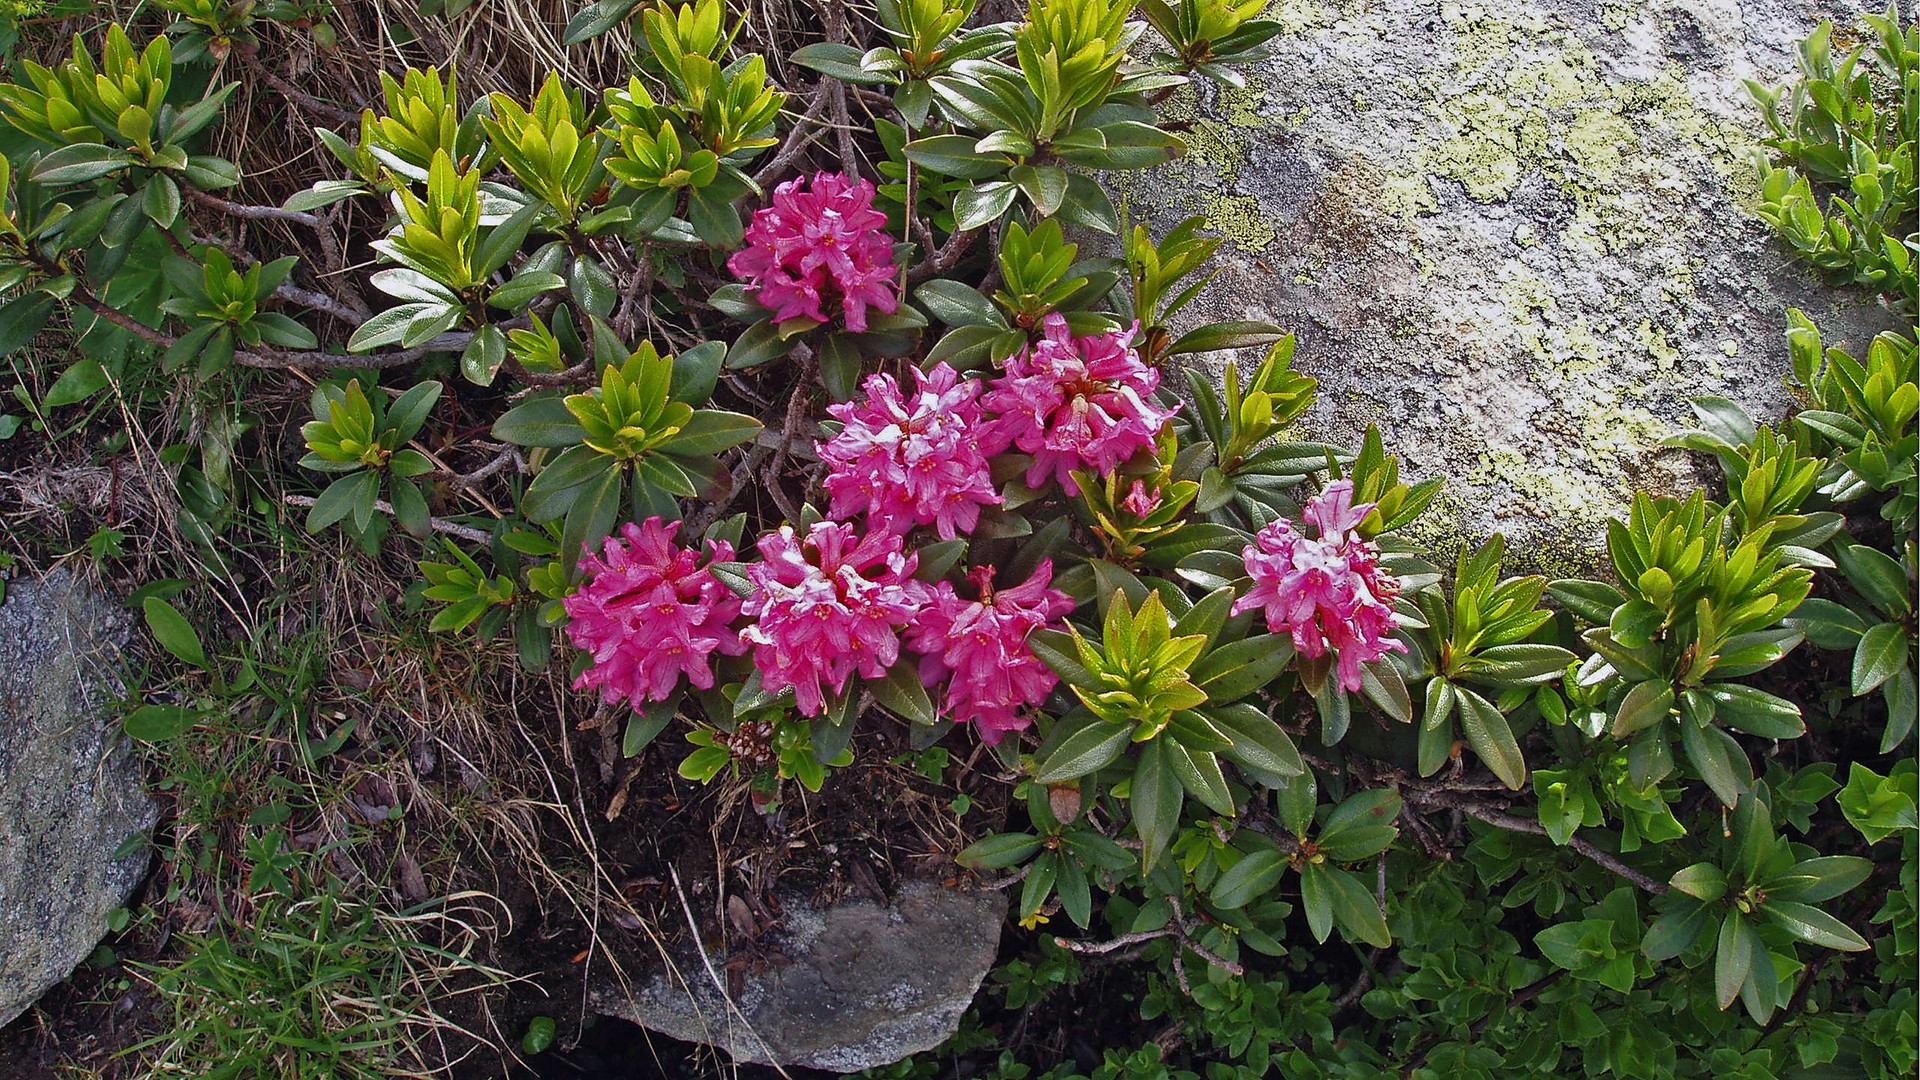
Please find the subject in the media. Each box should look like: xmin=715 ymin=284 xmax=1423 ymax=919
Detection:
xmin=1035 ymin=720 xmax=1131 ymax=783
xmin=1209 ymin=850 xmax=1286 ymax=909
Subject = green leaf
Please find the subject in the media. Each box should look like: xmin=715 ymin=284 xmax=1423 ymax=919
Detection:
xmin=1548 ymin=579 xmax=1628 ymax=624
xmin=492 ymin=396 xmax=587 ymax=448
xmin=1035 ymin=720 xmax=1132 ymax=783
xmin=1164 ymin=739 xmax=1234 ymax=816
xmin=624 ymin=698 xmax=677 ymax=757
xmin=1851 ymin=621 xmax=1909 ymax=695
xmin=1703 ymin=683 xmax=1804 ymax=739
xmin=1772 ymin=856 xmax=1873 ymax=903
xmin=1164 ymin=320 xmax=1288 ymax=357
xmin=957 ymin=832 xmax=1041 ymax=870
xmin=1359 ymin=659 xmax=1413 ymax=722
xmin=1315 ymin=863 xmax=1392 ymax=947
xmin=461 ymin=323 xmax=507 ymax=386
xmin=0 ymin=294 xmax=56 ymax=356
xmin=1020 ymin=852 xmax=1058 ymax=918
xmin=1056 ymin=851 xmax=1091 ymax=927
xmin=1209 ymin=850 xmax=1285 ymax=909
xmin=870 ymin=659 xmax=937 ymax=726
xmin=688 ymin=183 xmax=745 ymax=249
xmin=563 ymin=0 xmax=641 ymax=43
xmin=1643 ymin=902 xmax=1710 ymax=960
xmin=724 ymin=319 xmax=793 ymax=369
xmin=1680 ymin=711 xmax=1750 ymax=808
xmin=791 ymin=41 xmax=897 ymax=84
xmin=1457 ymin=688 xmax=1526 ymax=789
xmin=31 ymin=143 xmax=136 ymax=184
xmin=43 ymin=357 xmax=109 ymax=408
xmin=1466 ymin=644 xmax=1579 ymax=686
xmin=1207 ymin=703 xmax=1304 ymax=778
xmin=903 ymin=134 xmax=1013 ymax=179
xmin=658 ymin=410 xmax=761 ymax=456
xmin=1132 ymin=739 xmax=1183 ymax=871
xmin=142 ymin=597 xmax=208 ymax=670
xmin=143 ymin=173 xmax=180 ymax=227
xmin=124 ymin=704 xmax=201 ymax=741
xmin=1611 ymin=680 xmax=1674 ymax=737
xmin=953 ymin=181 xmax=1018 ymax=231
xmin=1762 ymin=900 xmax=1868 ymax=951
xmin=1028 ymin=627 xmax=1101 ymax=690
xmin=1715 ymin=911 xmax=1757 ymax=1010
xmin=488 ymin=270 xmax=566 ymax=311
xmin=1669 ymin=863 xmax=1728 ymax=902
xmin=1832 ymin=542 xmax=1912 ymax=615
xmin=1190 ymin=634 xmax=1292 ymax=703
xmin=915 ymin=279 xmax=1004 ymax=328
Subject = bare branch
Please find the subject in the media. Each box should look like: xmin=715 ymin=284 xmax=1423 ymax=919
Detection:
xmin=274 ymin=283 xmax=367 ymax=325
xmin=183 ymin=185 xmax=324 ymax=227
xmin=907 ymin=226 xmax=982 ymax=284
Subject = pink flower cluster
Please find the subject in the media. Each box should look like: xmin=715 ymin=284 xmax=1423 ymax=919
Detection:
xmin=1231 ymin=480 xmax=1405 ymax=694
xmin=907 ymin=562 xmax=1075 ymax=744
xmin=982 ymin=313 xmax=1175 ymax=494
xmin=727 ymin=172 xmax=899 ymax=332
xmin=562 ymin=518 xmax=746 ymax=708
xmin=816 ymin=363 xmax=1001 ymax=540
xmin=739 ymin=522 xmax=930 ymax=716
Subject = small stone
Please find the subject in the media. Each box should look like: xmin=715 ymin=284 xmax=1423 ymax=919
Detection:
xmin=594 ymin=881 xmax=1006 ymax=1071
xmin=0 ymin=570 xmax=157 ymax=1028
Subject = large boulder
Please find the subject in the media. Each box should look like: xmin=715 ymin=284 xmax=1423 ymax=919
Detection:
xmin=594 ymin=881 xmax=1007 ymax=1072
xmin=0 ymin=571 xmax=157 ymax=1028
xmin=1130 ymin=0 xmax=1904 ymax=572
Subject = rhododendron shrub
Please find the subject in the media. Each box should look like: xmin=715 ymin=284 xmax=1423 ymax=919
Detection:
xmin=816 ymin=362 xmax=1000 ymax=539
xmin=562 ymin=518 xmax=746 ymax=708
xmin=1232 ymin=480 xmax=1406 ymax=693
xmin=907 ymin=561 xmax=1074 ymax=744
xmin=727 ymin=171 xmax=900 ymax=332
xmin=983 ymin=314 xmax=1176 ymax=493
xmin=739 ymin=521 xmax=930 ymax=716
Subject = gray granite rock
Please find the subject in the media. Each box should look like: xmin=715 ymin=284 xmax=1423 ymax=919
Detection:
xmin=1127 ymin=0 xmax=1905 ymax=573
xmin=0 ymin=571 xmax=156 ymax=1028
xmin=594 ymin=881 xmax=1007 ymax=1072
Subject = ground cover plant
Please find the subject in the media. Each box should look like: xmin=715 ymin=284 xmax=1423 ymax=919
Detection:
xmin=0 ymin=0 xmax=1909 ymax=1077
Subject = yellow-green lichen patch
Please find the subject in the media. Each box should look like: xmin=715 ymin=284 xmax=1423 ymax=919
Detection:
xmin=1262 ymin=0 xmax=1336 ymax=35
xmin=1206 ymin=193 xmax=1278 ymax=251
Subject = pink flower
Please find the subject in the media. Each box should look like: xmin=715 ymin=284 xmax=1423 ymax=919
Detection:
xmin=817 ymin=362 xmax=1001 ymax=540
xmin=907 ymin=561 xmax=1075 ymax=744
xmin=563 ymin=518 xmax=747 ymax=708
xmin=726 ymin=171 xmax=900 ymax=332
xmin=1230 ymin=480 xmax=1405 ymax=693
xmin=981 ymin=314 xmax=1175 ymax=494
xmin=1121 ymin=479 xmax=1162 ymax=518
xmin=740 ymin=521 xmax=931 ymax=716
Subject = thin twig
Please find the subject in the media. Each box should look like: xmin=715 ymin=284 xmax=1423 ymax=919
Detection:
xmin=752 ymin=91 xmax=835 ymax=189
xmin=1461 ymin=805 xmax=1668 ymax=895
xmin=280 ymin=493 xmax=494 ymax=544
xmin=243 ymin=52 xmax=362 ymax=124
xmin=906 ymin=226 xmax=982 ymax=284
xmin=1052 ymin=926 xmax=1175 ymax=954
xmin=275 ymin=283 xmax=367 ymax=325
xmin=183 ymin=185 xmax=324 ymax=227
xmin=667 ymin=866 xmax=796 ymax=1078
xmin=68 ymin=291 xmax=469 ymax=370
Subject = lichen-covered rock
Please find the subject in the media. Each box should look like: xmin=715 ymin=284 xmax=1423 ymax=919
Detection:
xmin=0 ymin=570 xmax=156 ymax=1028
xmin=594 ymin=881 xmax=1006 ymax=1071
xmin=1130 ymin=0 xmax=1904 ymax=573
